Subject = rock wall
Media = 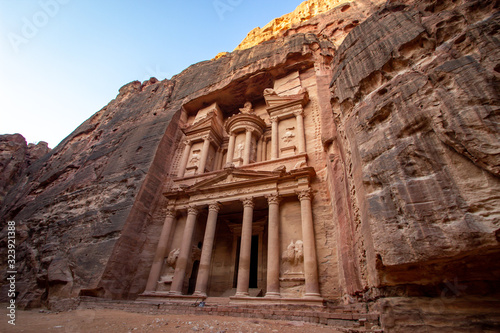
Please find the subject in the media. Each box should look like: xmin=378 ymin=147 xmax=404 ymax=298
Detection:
xmin=0 ymin=0 xmax=499 ymax=330
xmin=0 ymin=134 xmax=50 ymax=207
xmin=326 ymin=0 xmax=500 ymax=329
xmin=0 ymin=32 xmax=335 ymax=307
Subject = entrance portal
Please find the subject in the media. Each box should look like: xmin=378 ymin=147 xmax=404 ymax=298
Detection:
xmin=233 ymin=235 xmax=259 ymax=289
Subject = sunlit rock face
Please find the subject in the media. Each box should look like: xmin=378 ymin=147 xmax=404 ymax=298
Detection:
xmin=1 ymin=0 xmax=499 ymax=331
xmin=235 ymin=0 xmax=386 ymax=51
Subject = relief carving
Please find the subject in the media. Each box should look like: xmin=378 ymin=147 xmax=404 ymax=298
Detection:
xmin=282 ymin=240 xmax=304 ymax=266
xmin=166 ymin=248 xmax=180 ymax=268
xmin=239 ymin=101 xmax=254 ymax=114
xmin=282 ymin=127 xmax=295 ymax=145
xmin=159 ymin=248 xmax=180 ymax=284
xmin=237 ymin=142 xmax=245 ymax=158
xmin=189 ymin=150 xmax=200 ymax=166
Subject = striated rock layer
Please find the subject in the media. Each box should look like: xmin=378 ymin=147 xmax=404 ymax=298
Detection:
xmin=235 ymin=0 xmax=386 ymax=51
xmin=0 ymin=134 xmax=50 ymax=206
xmin=0 ymin=0 xmax=499 ymax=331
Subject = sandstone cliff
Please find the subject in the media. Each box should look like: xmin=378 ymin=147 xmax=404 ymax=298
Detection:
xmin=0 ymin=134 xmax=50 ymax=206
xmin=0 ymin=0 xmax=499 ymax=331
xmin=235 ymin=0 xmax=386 ymax=50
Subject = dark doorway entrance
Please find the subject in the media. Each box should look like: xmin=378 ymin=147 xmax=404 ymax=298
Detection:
xmin=249 ymin=235 xmax=259 ymax=288
xmin=233 ymin=235 xmax=259 ymax=289
xmin=188 ymin=260 xmax=199 ymax=295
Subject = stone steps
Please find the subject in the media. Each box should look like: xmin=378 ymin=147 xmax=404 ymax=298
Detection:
xmin=77 ymin=296 xmax=382 ymax=332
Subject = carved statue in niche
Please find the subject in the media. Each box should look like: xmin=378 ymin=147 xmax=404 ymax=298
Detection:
xmin=159 ymin=248 xmax=180 ymax=285
xmin=282 ymin=240 xmax=304 ymax=275
xmin=282 ymin=127 xmax=295 ymax=145
xmin=237 ymin=142 xmax=244 ymax=158
xmin=189 ymin=150 xmax=200 ymax=166
xmin=166 ymin=248 xmax=180 ymax=267
xmin=239 ymin=101 xmax=254 ymax=114
xmin=251 ymin=141 xmax=257 ymax=161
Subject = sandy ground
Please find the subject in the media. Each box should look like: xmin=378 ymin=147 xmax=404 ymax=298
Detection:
xmin=0 ymin=307 xmax=342 ymax=333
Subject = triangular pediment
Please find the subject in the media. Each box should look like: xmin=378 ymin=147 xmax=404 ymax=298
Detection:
xmin=187 ymin=168 xmax=282 ymax=192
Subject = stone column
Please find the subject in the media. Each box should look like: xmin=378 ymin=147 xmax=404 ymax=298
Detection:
xmin=243 ymin=128 xmax=253 ymax=165
xmin=294 ymin=110 xmax=306 ymax=154
xmin=193 ymin=202 xmax=221 ymax=297
xmin=198 ymin=136 xmax=211 ymax=174
xmin=145 ymin=208 xmax=176 ymax=292
xmin=213 ymin=148 xmax=222 ymax=172
xmin=262 ymin=138 xmax=268 ymax=162
xmin=297 ymin=189 xmax=321 ymax=297
xmin=225 ymin=131 xmax=236 ymax=165
xmin=177 ymin=140 xmax=192 ymax=178
xmin=270 ymin=117 xmax=279 ymax=160
xmin=235 ymin=197 xmax=254 ymax=297
xmin=266 ymin=194 xmax=281 ymax=297
xmin=170 ymin=206 xmax=199 ymax=295
xmin=256 ymin=138 xmax=262 ymax=163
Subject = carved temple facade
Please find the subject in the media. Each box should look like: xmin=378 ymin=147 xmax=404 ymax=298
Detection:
xmin=140 ymin=70 xmax=337 ymax=305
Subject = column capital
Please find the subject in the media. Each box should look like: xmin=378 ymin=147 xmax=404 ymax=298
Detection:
xmin=165 ymin=208 xmax=176 ymax=218
xmin=208 ymin=202 xmax=222 ymax=212
xmin=270 ymin=116 xmax=279 ymax=123
xmin=266 ymin=193 xmax=281 ymax=205
xmin=183 ymin=139 xmax=192 ymax=146
xmin=245 ymin=126 xmax=255 ymax=134
xmin=202 ymin=134 xmax=213 ymax=142
xmin=297 ymin=188 xmax=313 ymax=201
xmin=293 ymin=109 xmax=304 ymax=117
xmin=187 ymin=206 xmax=199 ymax=216
xmin=241 ymin=197 xmax=254 ymax=208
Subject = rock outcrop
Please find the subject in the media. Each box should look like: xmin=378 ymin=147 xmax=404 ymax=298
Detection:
xmin=235 ymin=0 xmax=386 ymax=50
xmin=0 ymin=134 xmax=50 ymax=206
xmin=0 ymin=0 xmax=499 ymax=331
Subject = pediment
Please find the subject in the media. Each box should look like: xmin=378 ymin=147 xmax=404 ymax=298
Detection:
xmin=187 ymin=168 xmax=281 ymax=192
xmin=263 ymin=89 xmax=309 ymax=109
xmin=183 ymin=115 xmax=215 ymax=134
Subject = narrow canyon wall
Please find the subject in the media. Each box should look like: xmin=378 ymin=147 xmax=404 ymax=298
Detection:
xmin=0 ymin=32 xmax=335 ymax=307
xmin=328 ymin=0 xmax=500 ymax=299
xmin=0 ymin=0 xmax=498 ymax=330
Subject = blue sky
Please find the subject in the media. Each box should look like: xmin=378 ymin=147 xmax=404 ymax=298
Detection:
xmin=0 ymin=0 xmax=304 ymax=148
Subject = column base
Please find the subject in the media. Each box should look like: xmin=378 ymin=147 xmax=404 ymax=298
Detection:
xmin=234 ymin=291 xmax=249 ymax=297
xmin=168 ymin=291 xmax=183 ymax=296
xmin=265 ymin=292 xmax=281 ymax=298
xmin=304 ymin=292 xmax=322 ymax=299
xmin=192 ymin=291 xmax=207 ymax=298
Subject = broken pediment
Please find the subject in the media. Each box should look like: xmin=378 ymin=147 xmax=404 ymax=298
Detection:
xmin=263 ymin=88 xmax=309 ymax=109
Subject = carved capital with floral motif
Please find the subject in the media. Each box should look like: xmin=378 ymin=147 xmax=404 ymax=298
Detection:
xmin=266 ymin=193 xmax=281 ymax=206
xmin=296 ymin=188 xmax=313 ymax=201
xmin=241 ymin=197 xmax=254 ymax=208
xmin=187 ymin=206 xmax=199 ymax=216
xmin=208 ymin=202 xmax=222 ymax=212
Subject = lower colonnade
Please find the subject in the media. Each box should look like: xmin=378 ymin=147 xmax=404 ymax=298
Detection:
xmin=142 ymin=187 xmax=322 ymax=304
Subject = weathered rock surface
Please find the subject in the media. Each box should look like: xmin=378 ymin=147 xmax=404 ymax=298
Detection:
xmin=326 ymin=0 xmax=500 ymax=326
xmin=0 ymin=134 xmax=50 ymax=206
xmin=0 ymin=0 xmax=498 ymax=331
xmin=236 ymin=0 xmax=387 ymax=51
xmin=0 ymin=31 xmax=335 ymax=308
